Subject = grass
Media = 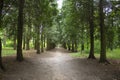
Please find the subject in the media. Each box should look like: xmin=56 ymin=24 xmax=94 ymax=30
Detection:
xmin=1 ymin=46 xmax=120 ymax=59
xmin=107 ymin=49 xmax=120 ymax=59
xmin=71 ymin=49 xmax=120 ymax=59
xmin=2 ymin=47 xmax=16 ymax=56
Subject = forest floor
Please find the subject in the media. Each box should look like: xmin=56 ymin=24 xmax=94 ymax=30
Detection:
xmin=0 ymin=47 xmax=120 ymax=80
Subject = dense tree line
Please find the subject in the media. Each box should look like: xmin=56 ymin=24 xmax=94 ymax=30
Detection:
xmin=0 ymin=0 xmax=120 ymax=70
xmin=0 ymin=0 xmax=58 ymax=70
xmin=60 ymin=0 xmax=120 ymax=63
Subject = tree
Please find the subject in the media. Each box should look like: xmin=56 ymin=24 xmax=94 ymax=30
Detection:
xmin=0 ymin=0 xmax=5 ymax=70
xmin=16 ymin=0 xmax=25 ymax=61
xmin=99 ymin=0 xmax=107 ymax=63
xmin=88 ymin=0 xmax=96 ymax=59
xmin=61 ymin=0 xmax=81 ymax=52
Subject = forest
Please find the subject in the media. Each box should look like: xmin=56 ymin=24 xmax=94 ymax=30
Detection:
xmin=0 ymin=0 xmax=120 ymax=80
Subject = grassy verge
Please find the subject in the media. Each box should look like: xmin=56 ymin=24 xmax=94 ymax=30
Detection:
xmin=70 ymin=49 xmax=120 ymax=59
xmin=2 ymin=48 xmax=16 ymax=56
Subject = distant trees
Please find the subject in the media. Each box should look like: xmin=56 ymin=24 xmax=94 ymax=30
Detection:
xmin=0 ymin=0 xmax=120 ymax=71
xmin=61 ymin=0 xmax=81 ymax=52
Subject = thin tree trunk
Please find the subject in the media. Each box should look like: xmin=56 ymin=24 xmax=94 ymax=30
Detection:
xmin=71 ymin=41 xmax=74 ymax=52
xmin=99 ymin=0 xmax=107 ymax=63
xmin=74 ymin=40 xmax=78 ymax=52
xmin=0 ymin=0 xmax=5 ymax=70
xmin=16 ymin=0 xmax=25 ymax=61
xmin=46 ymin=38 xmax=49 ymax=50
xmin=36 ymin=26 xmax=40 ymax=54
xmin=43 ymin=35 xmax=46 ymax=47
xmin=88 ymin=0 xmax=96 ymax=59
xmin=41 ymin=34 xmax=44 ymax=52
xmin=23 ymin=34 xmax=26 ymax=50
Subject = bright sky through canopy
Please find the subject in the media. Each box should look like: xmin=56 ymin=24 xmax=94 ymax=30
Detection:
xmin=57 ymin=0 xmax=63 ymax=9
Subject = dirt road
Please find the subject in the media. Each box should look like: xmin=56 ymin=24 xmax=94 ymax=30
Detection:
xmin=0 ymin=48 xmax=120 ymax=80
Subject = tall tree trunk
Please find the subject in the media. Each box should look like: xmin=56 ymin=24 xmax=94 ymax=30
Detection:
xmin=46 ymin=38 xmax=50 ymax=50
xmin=23 ymin=34 xmax=26 ymax=50
xmin=41 ymin=34 xmax=44 ymax=52
xmin=0 ymin=0 xmax=5 ymax=70
xmin=16 ymin=0 xmax=25 ymax=61
xmin=99 ymin=0 xmax=107 ymax=63
xmin=74 ymin=40 xmax=78 ymax=52
xmin=43 ymin=35 xmax=46 ymax=47
xmin=36 ymin=26 xmax=40 ymax=54
xmin=0 ymin=38 xmax=4 ymax=70
xmin=88 ymin=0 xmax=96 ymax=59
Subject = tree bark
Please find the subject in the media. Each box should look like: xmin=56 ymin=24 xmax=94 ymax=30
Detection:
xmin=0 ymin=38 xmax=5 ymax=70
xmin=16 ymin=0 xmax=25 ymax=61
xmin=36 ymin=26 xmax=40 ymax=54
xmin=23 ymin=34 xmax=26 ymax=50
xmin=88 ymin=0 xmax=96 ymax=59
xmin=99 ymin=0 xmax=107 ymax=63
xmin=34 ymin=38 xmax=37 ymax=50
xmin=46 ymin=38 xmax=50 ymax=50
xmin=0 ymin=0 xmax=5 ymax=70
xmin=43 ymin=35 xmax=46 ymax=47
xmin=41 ymin=34 xmax=44 ymax=52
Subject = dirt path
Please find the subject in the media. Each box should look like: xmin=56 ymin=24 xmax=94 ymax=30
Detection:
xmin=0 ymin=47 xmax=120 ymax=80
